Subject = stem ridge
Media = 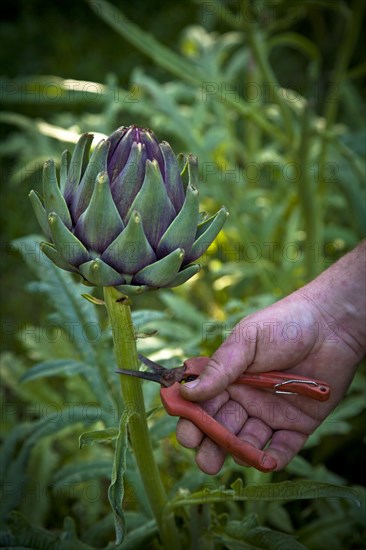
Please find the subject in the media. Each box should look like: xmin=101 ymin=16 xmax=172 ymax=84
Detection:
xmin=103 ymin=286 xmax=179 ymax=548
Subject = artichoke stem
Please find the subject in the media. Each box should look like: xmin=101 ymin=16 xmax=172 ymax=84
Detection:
xmin=103 ymin=286 xmax=179 ymax=549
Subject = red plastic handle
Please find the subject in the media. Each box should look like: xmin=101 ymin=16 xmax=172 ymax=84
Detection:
xmin=160 ymin=357 xmax=330 ymax=471
xmin=160 ymin=383 xmax=277 ymax=472
xmin=183 ymin=357 xmax=330 ymax=402
xmin=234 ymin=372 xmax=330 ymax=401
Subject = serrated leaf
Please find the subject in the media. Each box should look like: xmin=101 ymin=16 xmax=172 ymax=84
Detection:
xmin=1 ymin=407 xmax=94 ymax=520
xmin=159 ymin=290 xmax=207 ymax=328
xmin=230 ymin=478 xmax=360 ymax=506
xmin=165 ymin=479 xmax=360 ymax=514
xmin=86 ymin=1 xmax=285 ymax=144
xmin=267 ymin=503 xmax=294 ymax=533
xmin=131 ymin=309 xmax=166 ymax=327
xmin=87 ymin=0 xmax=205 ymax=86
xmin=5 ymin=511 xmax=92 ymax=549
xmin=296 ymin=506 xmax=366 ymax=547
xmin=108 ymin=409 xmax=136 ymax=545
xmin=53 ymin=460 xmax=112 ymax=488
xmin=12 ymin=236 xmax=115 ymax=418
xmin=213 ymin=517 xmax=305 ymax=550
xmin=20 ymin=359 xmax=88 ymax=383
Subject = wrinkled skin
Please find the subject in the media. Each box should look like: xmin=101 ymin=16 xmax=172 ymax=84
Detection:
xmin=177 ymin=242 xmax=366 ymax=474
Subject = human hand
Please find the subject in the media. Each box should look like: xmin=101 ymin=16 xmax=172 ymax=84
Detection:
xmin=177 ymin=287 xmax=364 ymax=474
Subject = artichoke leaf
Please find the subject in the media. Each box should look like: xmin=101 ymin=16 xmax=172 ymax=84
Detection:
xmin=185 ymin=206 xmax=228 ymax=264
xmin=102 ymin=210 xmax=156 ymax=274
xmin=64 ymin=133 xmax=93 ymax=202
xmin=165 ymin=264 xmax=200 ymax=287
xmin=127 ymin=160 xmax=175 ymax=249
xmin=157 ymin=184 xmax=199 ymax=258
xmin=111 ymin=142 xmax=146 ymax=220
xmin=29 ymin=190 xmax=51 ymax=239
xmin=48 ymin=211 xmax=90 ymax=266
xmin=43 ymin=159 xmax=72 ymax=229
xmin=159 ymin=141 xmax=185 ymax=211
xmin=71 ymin=139 xmax=110 ymax=221
xmin=40 ymin=242 xmax=78 ymax=272
xmin=79 ymin=258 xmax=126 ymax=286
xmin=75 ymin=172 xmax=124 ymax=253
xmin=133 ymin=248 xmax=184 ymax=287
xmin=60 ymin=149 xmax=71 ymax=194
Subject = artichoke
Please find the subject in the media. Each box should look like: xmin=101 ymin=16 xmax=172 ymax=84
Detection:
xmin=29 ymin=125 xmax=228 ymax=294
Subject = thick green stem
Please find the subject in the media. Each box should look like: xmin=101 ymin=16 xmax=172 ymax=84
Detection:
xmin=103 ymin=286 xmax=179 ymax=549
xmin=245 ymin=55 xmax=262 ymax=159
xmin=323 ymin=1 xmax=365 ymax=128
xmin=209 ymin=0 xmax=294 ymax=141
xmin=297 ymin=105 xmax=321 ymax=280
xmin=241 ymin=22 xmax=294 ymax=139
xmin=318 ymin=1 xmax=365 ymax=213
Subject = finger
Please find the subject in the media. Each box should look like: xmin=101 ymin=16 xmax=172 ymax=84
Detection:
xmin=176 ymin=418 xmax=203 ymax=448
xmin=233 ymin=418 xmax=273 ymax=467
xmin=227 ymin=385 xmax=320 ymax=432
xmin=195 ymin=437 xmax=226 ymax=475
xmin=176 ymin=391 xmax=230 ymax=448
xmin=180 ymin=326 xmax=257 ymax=401
xmin=196 ymin=398 xmax=248 ymax=475
xmin=265 ymin=430 xmax=308 ymax=470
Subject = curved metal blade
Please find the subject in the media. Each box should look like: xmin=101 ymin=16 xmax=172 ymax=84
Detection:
xmin=116 ymin=354 xmax=185 ymax=387
xmin=115 ymin=368 xmax=162 ymax=384
xmin=138 ymin=354 xmax=166 ymax=372
xmin=138 ymin=354 xmax=186 ymax=387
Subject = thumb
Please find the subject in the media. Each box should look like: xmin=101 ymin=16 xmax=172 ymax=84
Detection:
xmin=180 ymin=330 xmax=256 ymax=401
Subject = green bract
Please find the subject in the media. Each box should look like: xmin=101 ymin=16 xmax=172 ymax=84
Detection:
xmin=30 ymin=126 xmax=228 ymax=294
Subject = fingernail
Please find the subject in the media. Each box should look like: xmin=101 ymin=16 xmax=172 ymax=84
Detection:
xmin=184 ymin=378 xmax=200 ymax=389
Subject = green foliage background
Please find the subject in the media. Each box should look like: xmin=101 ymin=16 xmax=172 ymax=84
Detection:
xmin=1 ymin=0 xmax=365 ymax=548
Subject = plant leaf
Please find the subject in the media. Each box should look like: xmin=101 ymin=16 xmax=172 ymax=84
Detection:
xmin=4 ymin=511 xmax=93 ymax=549
xmin=108 ymin=409 xmax=136 ymax=545
xmin=116 ymin=519 xmax=157 ymax=549
xmin=79 ymin=427 xmax=119 ymax=448
xmin=12 ymin=236 xmax=115 ymax=418
xmin=213 ymin=516 xmax=305 ymax=550
xmin=1 ymin=407 xmax=94 ymax=521
xmin=20 ymin=359 xmax=88 ymax=383
xmin=165 ymin=479 xmax=360 ymax=513
xmin=53 ymin=460 xmax=112 ymax=488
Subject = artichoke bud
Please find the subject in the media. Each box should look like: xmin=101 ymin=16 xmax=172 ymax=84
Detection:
xmin=30 ymin=125 xmax=228 ymax=294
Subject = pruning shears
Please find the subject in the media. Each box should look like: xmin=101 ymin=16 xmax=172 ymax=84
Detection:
xmin=116 ymin=354 xmax=330 ymax=472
